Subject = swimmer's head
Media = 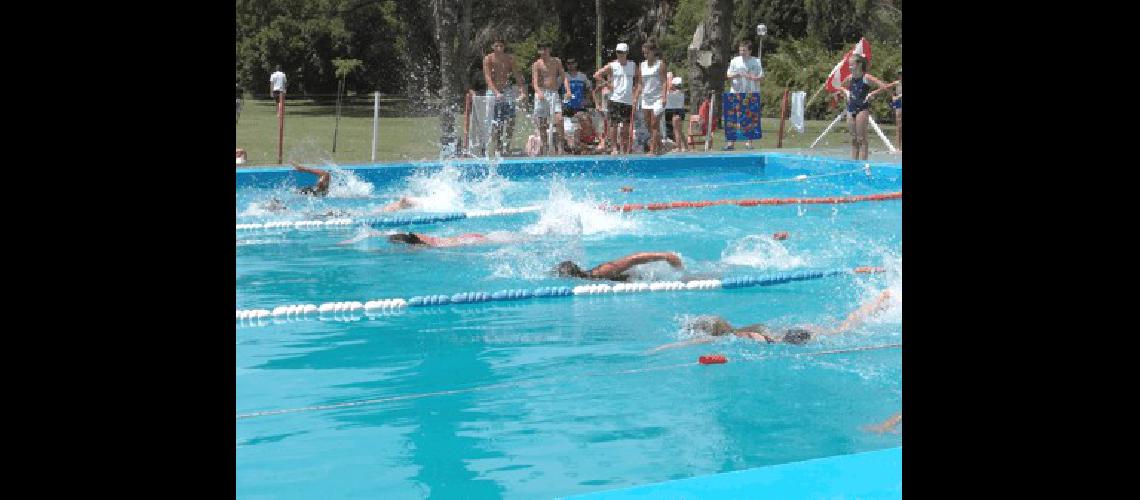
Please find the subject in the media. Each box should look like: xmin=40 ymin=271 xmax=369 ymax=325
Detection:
xmin=780 ymin=327 xmax=814 ymax=345
xmin=690 ymin=316 xmax=734 ymax=336
xmin=555 ymin=260 xmax=588 ymax=278
xmin=388 ymin=233 xmax=426 ymax=245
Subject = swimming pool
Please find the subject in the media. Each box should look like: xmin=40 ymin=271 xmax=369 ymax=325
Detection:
xmin=236 ymin=152 xmax=902 ymax=498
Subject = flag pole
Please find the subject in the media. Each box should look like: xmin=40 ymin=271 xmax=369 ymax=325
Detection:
xmin=804 ymin=81 xmax=830 ymax=109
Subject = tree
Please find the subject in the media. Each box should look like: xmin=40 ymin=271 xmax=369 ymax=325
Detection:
xmin=687 ymin=0 xmax=732 ymax=114
xmin=331 ymin=58 xmax=363 ymax=152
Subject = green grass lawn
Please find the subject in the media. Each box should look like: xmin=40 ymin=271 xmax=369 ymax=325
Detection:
xmin=236 ymin=97 xmax=898 ymax=166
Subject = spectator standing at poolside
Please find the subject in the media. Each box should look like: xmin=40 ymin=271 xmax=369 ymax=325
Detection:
xmin=531 ymin=42 xmax=572 ymax=155
xmin=561 ymin=58 xmax=594 ymax=120
xmin=560 ymin=58 xmax=595 ymax=154
xmin=635 ymin=40 xmax=669 ymax=155
xmin=269 ymin=65 xmax=287 ymax=102
xmin=723 ymin=40 xmax=763 ymax=151
xmin=483 ymin=37 xmax=529 ymax=157
xmin=594 ymin=43 xmax=639 ymax=155
xmin=883 ymin=68 xmax=902 ymax=152
xmin=841 ymin=54 xmax=889 ymax=160
xmin=664 ymin=75 xmax=688 ymax=152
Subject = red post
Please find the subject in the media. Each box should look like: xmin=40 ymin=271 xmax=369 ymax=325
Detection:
xmin=276 ymin=92 xmax=286 ymax=165
xmin=462 ymin=90 xmax=472 ymax=154
xmin=776 ymin=86 xmax=789 ymax=148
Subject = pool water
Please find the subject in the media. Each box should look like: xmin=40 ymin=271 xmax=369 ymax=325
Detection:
xmin=236 ymin=152 xmax=902 ymax=498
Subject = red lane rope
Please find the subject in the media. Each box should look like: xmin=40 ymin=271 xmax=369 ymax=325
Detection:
xmin=601 ymin=191 xmax=901 ymax=213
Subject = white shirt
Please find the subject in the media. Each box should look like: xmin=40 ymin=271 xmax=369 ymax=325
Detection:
xmin=639 ymin=60 xmax=663 ymax=104
xmin=665 ymin=89 xmax=685 ymax=110
xmin=270 ymin=71 xmax=287 ymax=92
xmin=607 ymin=60 xmax=636 ymax=105
xmin=727 ymin=56 xmax=763 ymax=93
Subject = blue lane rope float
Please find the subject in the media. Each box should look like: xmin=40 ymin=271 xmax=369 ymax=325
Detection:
xmin=237 ymin=267 xmax=880 ymax=326
xmin=235 ymin=206 xmax=543 ymax=232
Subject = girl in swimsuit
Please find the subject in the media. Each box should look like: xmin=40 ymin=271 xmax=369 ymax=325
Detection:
xmin=840 ymin=55 xmax=888 ymax=161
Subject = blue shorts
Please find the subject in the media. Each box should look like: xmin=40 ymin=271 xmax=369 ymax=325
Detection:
xmin=890 ymin=97 xmax=902 ymax=110
xmin=494 ymin=100 xmax=516 ymax=122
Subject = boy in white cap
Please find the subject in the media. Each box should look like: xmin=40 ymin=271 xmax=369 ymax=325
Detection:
xmin=664 ymin=74 xmax=687 ymax=152
xmin=593 ymin=42 xmax=639 ymax=154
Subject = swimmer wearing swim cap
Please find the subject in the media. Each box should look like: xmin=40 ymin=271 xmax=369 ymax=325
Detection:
xmin=292 ymin=162 xmax=330 ymax=197
xmin=555 ymin=252 xmax=683 ymax=282
xmin=648 ymin=290 xmax=893 ymax=353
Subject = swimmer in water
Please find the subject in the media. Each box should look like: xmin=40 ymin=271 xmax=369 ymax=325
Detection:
xmin=555 ymin=252 xmax=683 ymax=282
xmin=339 ymin=230 xmax=523 ymax=247
xmin=375 ymin=196 xmax=422 ymax=213
xmin=648 ymin=290 xmax=893 ymax=353
xmin=292 ymin=162 xmax=331 ymax=197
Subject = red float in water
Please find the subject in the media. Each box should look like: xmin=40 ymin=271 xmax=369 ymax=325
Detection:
xmin=773 ymin=231 xmax=789 ymax=240
xmin=699 ymin=355 xmax=727 ymax=365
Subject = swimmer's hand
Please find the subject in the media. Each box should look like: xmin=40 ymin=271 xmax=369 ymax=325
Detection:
xmin=646 ymin=336 xmax=715 ymax=354
xmin=338 ymin=230 xmax=385 ymax=245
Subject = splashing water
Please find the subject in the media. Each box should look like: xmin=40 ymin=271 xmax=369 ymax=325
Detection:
xmin=720 ymin=234 xmax=806 ymax=270
xmin=387 ymin=164 xmax=514 ymax=213
xmin=523 ymin=176 xmax=637 ymax=236
xmin=326 ymin=166 xmax=375 ymax=198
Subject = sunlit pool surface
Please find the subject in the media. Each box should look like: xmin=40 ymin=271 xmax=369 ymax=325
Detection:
xmin=236 ymin=152 xmax=902 ymax=498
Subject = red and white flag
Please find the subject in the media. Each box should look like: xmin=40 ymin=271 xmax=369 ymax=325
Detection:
xmin=825 ymin=38 xmax=872 ymax=93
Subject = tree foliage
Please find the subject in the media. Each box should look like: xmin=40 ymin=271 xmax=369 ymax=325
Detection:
xmin=235 ymin=0 xmax=901 ymax=117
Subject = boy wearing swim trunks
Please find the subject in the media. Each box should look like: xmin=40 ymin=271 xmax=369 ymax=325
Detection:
xmin=531 ymin=42 xmax=572 ymax=155
xmin=483 ymin=37 xmax=528 ymax=157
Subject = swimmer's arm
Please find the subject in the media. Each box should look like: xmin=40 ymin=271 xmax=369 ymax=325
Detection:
xmin=380 ymin=196 xmax=416 ymax=212
xmin=592 ymin=252 xmax=683 ymax=278
xmin=830 ymin=290 xmax=893 ymax=334
xmin=337 ymin=230 xmax=387 ymax=245
xmin=863 ymin=411 xmax=902 ymax=434
xmin=646 ymin=336 xmax=717 ymax=354
xmin=291 ymin=162 xmax=328 ymax=177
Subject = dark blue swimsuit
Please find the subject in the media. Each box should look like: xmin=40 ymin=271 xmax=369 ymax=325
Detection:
xmin=847 ymin=75 xmax=870 ymax=114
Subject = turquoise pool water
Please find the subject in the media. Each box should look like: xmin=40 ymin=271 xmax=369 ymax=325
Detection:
xmin=236 ymin=153 xmax=902 ymax=498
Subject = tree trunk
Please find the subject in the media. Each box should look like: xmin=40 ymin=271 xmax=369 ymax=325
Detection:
xmin=688 ymin=0 xmax=732 ymax=117
xmin=596 ymin=0 xmax=603 ymax=71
